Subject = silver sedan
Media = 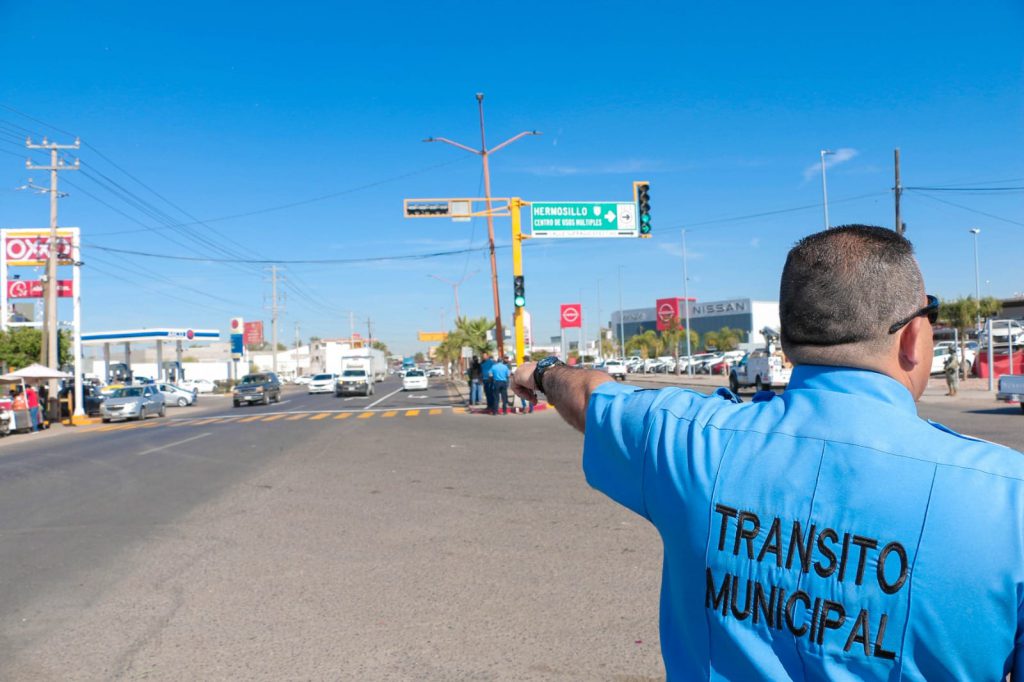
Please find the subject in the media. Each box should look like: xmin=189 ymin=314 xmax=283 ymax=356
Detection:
xmin=101 ymin=385 xmax=166 ymax=422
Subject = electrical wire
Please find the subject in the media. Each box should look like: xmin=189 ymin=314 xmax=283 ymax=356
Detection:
xmin=82 ymin=242 xmax=508 ymax=264
xmin=905 ymin=190 xmax=1024 ymax=228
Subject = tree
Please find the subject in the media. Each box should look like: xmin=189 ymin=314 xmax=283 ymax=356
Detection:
xmin=703 ymin=326 xmax=743 ymax=352
xmin=414 ymin=352 xmax=426 ymax=364
xmin=451 ymin=316 xmax=495 ymax=356
xmin=625 ymin=329 xmax=664 ymax=359
xmin=0 ymin=328 xmax=71 ymax=373
xmin=371 ymin=340 xmax=389 ymax=356
xmin=939 ymin=295 xmax=1001 ymax=379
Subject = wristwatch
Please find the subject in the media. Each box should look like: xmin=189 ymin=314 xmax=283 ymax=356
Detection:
xmin=532 ymin=356 xmax=565 ymax=394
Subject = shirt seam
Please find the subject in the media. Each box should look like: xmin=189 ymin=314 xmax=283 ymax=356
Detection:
xmin=897 ymin=463 xmax=938 ymax=677
xmin=657 ymin=409 xmax=1024 ymax=483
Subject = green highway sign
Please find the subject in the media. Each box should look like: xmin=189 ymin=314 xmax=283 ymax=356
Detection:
xmin=530 ymin=201 xmax=638 ymax=238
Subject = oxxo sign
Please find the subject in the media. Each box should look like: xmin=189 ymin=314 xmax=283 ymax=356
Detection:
xmin=560 ymin=303 xmax=582 ymax=329
xmin=4 ymin=232 xmax=75 ymax=266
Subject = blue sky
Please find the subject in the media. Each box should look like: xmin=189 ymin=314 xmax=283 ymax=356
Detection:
xmin=1 ymin=1 xmax=1021 ymax=355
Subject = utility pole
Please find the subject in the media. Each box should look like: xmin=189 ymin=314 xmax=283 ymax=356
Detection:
xmin=428 ymin=269 xmax=478 ymax=321
xmin=682 ymin=229 xmax=693 ymax=376
xmin=366 ymin=317 xmax=373 ymax=346
xmin=893 ymin=148 xmax=903 ymax=235
xmin=265 ymin=265 xmax=284 ymax=373
xmin=596 ymin=280 xmax=602 ymax=360
xmin=25 ymin=136 xmax=79 ymax=407
xmin=294 ymin=321 xmax=301 ymax=349
xmin=617 ymin=266 xmax=625 ymax=357
xmin=424 ymin=94 xmax=540 ymax=358
xmin=820 ymin=149 xmax=835 ymax=230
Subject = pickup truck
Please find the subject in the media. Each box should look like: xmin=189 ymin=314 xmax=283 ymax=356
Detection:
xmin=996 ymin=375 xmax=1024 ymax=414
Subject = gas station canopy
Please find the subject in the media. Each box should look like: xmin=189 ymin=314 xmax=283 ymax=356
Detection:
xmin=81 ymin=328 xmax=220 ymax=345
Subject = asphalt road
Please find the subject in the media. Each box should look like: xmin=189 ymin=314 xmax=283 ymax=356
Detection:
xmin=0 ymin=375 xmax=1019 ymax=680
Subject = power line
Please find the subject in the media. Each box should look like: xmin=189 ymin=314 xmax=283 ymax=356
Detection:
xmin=905 ymin=190 xmax=1024 ymax=228
xmin=82 ymin=242 xmax=502 ymax=264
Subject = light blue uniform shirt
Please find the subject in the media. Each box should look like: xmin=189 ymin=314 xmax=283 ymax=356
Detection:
xmin=480 ymin=358 xmax=495 ymax=381
xmin=583 ymin=365 xmax=1024 ymax=681
xmin=490 ymin=362 xmax=510 ymax=382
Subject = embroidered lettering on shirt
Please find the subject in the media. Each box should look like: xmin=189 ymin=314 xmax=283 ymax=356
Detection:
xmin=706 ymin=503 xmax=906 ymax=659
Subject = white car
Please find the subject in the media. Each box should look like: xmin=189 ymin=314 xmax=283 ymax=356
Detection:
xmin=180 ymin=378 xmax=216 ymax=394
xmin=402 ymin=369 xmax=428 ymax=391
xmin=604 ymin=359 xmax=627 ymax=380
xmin=980 ymin=320 xmax=1024 ymax=348
xmin=335 ymin=368 xmax=374 ymax=397
xmin=294 ymin=375 xmax=312 ymax=385
xmin=157 ymin=382 xmax=197 ymax=407
xmin=308 ymin=373 xmax=336 ymax=394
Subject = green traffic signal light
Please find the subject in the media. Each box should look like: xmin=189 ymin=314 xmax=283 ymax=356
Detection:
xmin=513 ymin=275 xmax=525 ymax=308
xmin=636 ymin=183 xmax=651 ymax=235
xmin=514 ymin=295 xmax=526 ymax=307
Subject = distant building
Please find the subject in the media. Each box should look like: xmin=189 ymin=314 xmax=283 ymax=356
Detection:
xmin=610 ymin=298 xmax=781 ymax=347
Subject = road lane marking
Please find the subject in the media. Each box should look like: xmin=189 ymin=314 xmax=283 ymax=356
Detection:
xmin=382 ymin=411 xmax=397 ymax=418
xmin=261 ymin=414 xmax=287 ymax=422
xmin=429 ymin=409 xmax=442 ymax=415
xmin=334 ymin=413 xmax=352 ymax=420
xmin=405 ymin=410 xmax=420 ymax=417
xmin=310 ymin=413 xmax=331 ymax=420
xmin=357 ymin=412 xmax=373 ymax=419
xmin=286 ymin=414 xmax=307 ymax=421
xmin=190 ymin=417 xmax=226 ymax=426
xmin=452 ymin=407 xmax=467 ymax=414
xmin=238 ymin=414 xmax=264 ymax=423
xmin=366 ymin=386 xmax=404 ymax=409
xmin=138 ymin=432 xmax=211 ymax=456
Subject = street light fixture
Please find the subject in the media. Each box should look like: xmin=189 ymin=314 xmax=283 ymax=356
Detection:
xmin=424 ymin=94 xmax=540 ymax=358
xmin=820 ymin=149 xmax=836 ymax=230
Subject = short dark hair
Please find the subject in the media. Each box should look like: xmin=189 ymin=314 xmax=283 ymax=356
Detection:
xmin=780 ymin=225 xmax=923 ymax=363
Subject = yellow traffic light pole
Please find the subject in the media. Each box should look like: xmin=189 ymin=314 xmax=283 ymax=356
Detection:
xmin=510 ymin=197 xmax=527 ymax=366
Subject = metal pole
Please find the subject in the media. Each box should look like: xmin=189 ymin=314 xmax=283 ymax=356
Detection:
xmin=682 ymin=229 xmax=693 ymax=376
xmin=987 ymin=318 xmax=995 ymax=392
xmin=71 ymin=231 xmax=84 ymax=419
xmin=510 ymin=198 xmax=526 ymax=365
xmin=596 ymin=280 xmax=602 ymax=361
xmin=271 ymin=265 xmax=279 ymax=373
xmin=617 ymin=266 xmax=625 ymax=358
xmin=820 ymin=150 xmax=832 ymax=230
xmin=970 ymin=229 xmax=981 ymax=332
xmin=477 ymin=94 xmax=505 ymax=359
xmin=893 ymin=149 xmax=903 ymax=235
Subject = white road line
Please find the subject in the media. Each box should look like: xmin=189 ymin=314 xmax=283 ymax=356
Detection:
xmin=138 ymin=432 xmax=212 ymax=456
xmin=366 ymin=386 xmax=404 ymax=409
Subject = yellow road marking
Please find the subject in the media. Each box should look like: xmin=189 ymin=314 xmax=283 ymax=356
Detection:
xmin=190 ymin=418 xmax=224 ymax=426
xmin=310 ymin=412 xmax=332 ymax=420
xmin=357 ymin=412 xmax=373 ymax=419
xmin=261 ymin=414 xmax=287 ymax=422
xmin=167 ymin=419 xmax=197 ymax=427
xmin=382 ymin=410 xmax=397 ymax=418
xmin=334 ymin=412 xmax=352 ymax=420
xmin=286 ymin=413 xmax=307 ymax=421
xmin=429 ymin=409 xmax=442 ymax=416
xmin=452 ymin=407 xmax=466 ymax=414
xmin=405 ymin=409 xmax=420 ymax=417
xmin=238 ymin=414 xmax=264 ymax=423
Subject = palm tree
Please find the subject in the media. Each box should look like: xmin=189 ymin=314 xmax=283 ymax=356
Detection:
xmin=452 ymin=316 xmax=495 ymax=356
xmin=625 ymin=329 xmax=664 ymax=359
xmin=938 ymin=296 xmax=1002 ymax=379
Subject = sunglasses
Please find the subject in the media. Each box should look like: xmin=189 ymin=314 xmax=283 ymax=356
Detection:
xmin=888 ymin=294 xmax=939 ymax=334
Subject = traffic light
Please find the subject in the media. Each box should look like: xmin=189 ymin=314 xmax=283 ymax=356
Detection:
xmin=636 ymin=183 xmax=652 ymax=235
xmin=513 ymin=275 xmax=525 ymax=308
xmin=405 ymin=201 xmax=450 ymax=217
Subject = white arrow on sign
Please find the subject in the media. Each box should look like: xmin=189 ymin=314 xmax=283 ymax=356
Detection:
xmin=604 ymin=210 xmax=616 ymax=222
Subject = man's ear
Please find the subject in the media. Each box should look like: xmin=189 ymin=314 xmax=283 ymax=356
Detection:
xmin=897 ymin=316 xmax=926 ymax=371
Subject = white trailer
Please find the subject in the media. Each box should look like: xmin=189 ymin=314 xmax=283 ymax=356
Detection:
xmin=339 ymin=348 xmax=387 ymax=383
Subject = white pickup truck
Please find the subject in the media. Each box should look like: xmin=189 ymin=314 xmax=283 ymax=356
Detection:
xmin=728 ymin=328 xmax=792 ymax=394
xmin=996 ymin=375 xmax=1024 ymax=415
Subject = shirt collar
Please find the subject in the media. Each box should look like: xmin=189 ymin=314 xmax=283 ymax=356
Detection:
xmin=787 ymin=365 xmax=918 ymax=415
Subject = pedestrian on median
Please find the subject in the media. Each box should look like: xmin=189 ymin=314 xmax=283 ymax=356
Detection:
xmin=480 ymin=352 xmax=496 ymax=414
xmin=488 ymin=355 xmax=510 ymax=415
xmin=944 ymin=350 xmax=960 ymax=396
xmin=468 ymin=356 xmax=483 ymax=406
xmin=510 ymin=225 xmax=1024 ymax=681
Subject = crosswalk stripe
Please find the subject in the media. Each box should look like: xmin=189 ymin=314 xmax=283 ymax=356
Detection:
xmin=334 ymin=412 xmax=352 ymax=420
xmin=238 ymin=414 xmax=264 ymax=423
xmin=190 ymin=418 xmax=224 ymax=426
xmin=310 ymin=413 xmax=332 ymax=420
xmin=261 ymin=414 xmax=287 ymax=422
xmin=452 ymin=407 xmax=466 ymax=414
xmin=382 ymin=411 xmax=397 ymax=418
xmin=357 ymin=411 xmax=373 ymax=419
xmin=405 ymin=410 xmax=420 ymax=417
xmin=286 ymin=413 xmax=307 ymax=421
xmin=167 ymin=419 xmax=198 ymax=427
xmin=429 ymin=409 xmax=442 ymax=416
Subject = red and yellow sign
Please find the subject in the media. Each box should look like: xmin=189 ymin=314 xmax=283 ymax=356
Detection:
xmin=3 ymin=230 xmax=76 ymax=266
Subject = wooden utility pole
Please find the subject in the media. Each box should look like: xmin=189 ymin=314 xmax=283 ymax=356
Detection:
xmin=894 ymin=148 xmax=903 ymax=235
xmin=265 ymin=265 xmax=284 ymax=373
xmin=25 ymin=136 xmax=79 ymax=404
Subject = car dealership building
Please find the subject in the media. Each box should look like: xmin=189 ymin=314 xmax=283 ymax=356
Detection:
xmin=609 ymin=298 xmax=781 ymax=347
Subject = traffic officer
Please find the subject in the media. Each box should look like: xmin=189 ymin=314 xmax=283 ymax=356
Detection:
xmin=511 ymin=225 xmax=1024 ymax=680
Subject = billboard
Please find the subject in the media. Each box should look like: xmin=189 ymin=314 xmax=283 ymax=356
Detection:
xmin=6 ymin=279 xmax=73 ymax=298
xmin=560 ymin=304 xmax=582 ymax=329
xmin=3 ymin=230 xmax=76 ymax=266
xmin=244 ymin=321 xmax=264 ymax=347
xmin=656 ymin=297 xmax=684 ymax=331
xmin=418 ymin=331 xmax=447 ymax=342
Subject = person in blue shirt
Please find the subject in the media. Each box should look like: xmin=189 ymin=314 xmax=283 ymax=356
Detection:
xmin=511 ymin=225 xmax=1024 ymax=681
xmin=489 ymin=356 xmax=511 ymax=415
xmin=479 ymin=352 xmax=496 ymax=414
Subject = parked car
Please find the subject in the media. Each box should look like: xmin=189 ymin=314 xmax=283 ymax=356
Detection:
xmin=604 ymin=359 xmax=627 ymax=380
xmin=181 ymin=378 xmax=216 ymax=394
xmin=294 ymin=375 xmax=312 ymax=386
xmin=233 ymin=372 xmax=282 ymax=407
xmin=402 ymin=369 xmax=429 ymax=391
xmin=59 ymin=383 xmax=105 ymax=417
xmin=308 ymin=373 xmax=336 ymax=394
xmin=157 ymin=382 xmax=197 ymax=407
xmin=980 ymin=320 xmax=1024 ymax=348
xmin=335 ymin=368 xmax=374 ymax=397
xmin=426 ymin=366 xmax=444 ymax=378
xmin=101 ymin=385 xmax=166 ymax=422
xmin=934 ymin=341 xmax=977 ymax=375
